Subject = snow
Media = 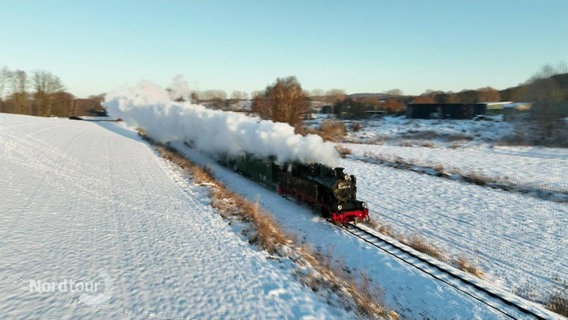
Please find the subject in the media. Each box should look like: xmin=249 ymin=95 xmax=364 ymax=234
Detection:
xmin=341 ymin=157 xmax=568 ymax=301
xmin=344 ymin=143 xmax=568 ymax=195
xmin=2 ymin=106 xmax=565 ymax=319
xmin=337 ymin=116 xmax=568 ymax=306
xmin=345 ymin=116 xmax=513 ymax=147
xmin=0 ymin=113 xmax=346 ymax=319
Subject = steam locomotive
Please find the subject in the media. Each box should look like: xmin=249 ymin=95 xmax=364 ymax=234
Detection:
xmin=223 ymin=154 xmax=369 ymax=224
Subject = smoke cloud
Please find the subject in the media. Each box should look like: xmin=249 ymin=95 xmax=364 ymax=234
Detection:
xmin=103 ymin=77 xmax=340 ymax=167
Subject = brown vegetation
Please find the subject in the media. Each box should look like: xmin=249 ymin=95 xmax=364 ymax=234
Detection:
xmin=0 ymin=67 xmax=106 ymax=117
xmin=454 ymin=256 xmax=485 ymax=278
xmin=351 ymin=121 xmax=362 ymax=132
xmin=546 ymin=291 xmax=568 ymax=317
xmin=252 ymin=76 xmax=309 ymax=130
xmin=335 ymin=145 xmax=352 ymax=158
xmin=319 ymin=120 xmax=347 ymax=141
xmin=367 ymin=217 xmax=485 ymax=278
xmin=404 ymin=235 xmax=445 ymax=261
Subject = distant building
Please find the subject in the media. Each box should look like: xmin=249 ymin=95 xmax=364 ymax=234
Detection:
xmin=406 ymin=103 xmax=487 ymax=119
xmin=320 ymin=105 xmax=333 ymax=114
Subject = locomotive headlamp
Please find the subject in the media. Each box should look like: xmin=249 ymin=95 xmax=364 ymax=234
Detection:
xmin=337 ymin=205 xmax=343 ymax=211
xmin=362 ymin=202 xmax=367 ymax=208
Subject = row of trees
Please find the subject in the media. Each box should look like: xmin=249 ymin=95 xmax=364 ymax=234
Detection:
xmin=412 ymin=86 xmax=501 ymax=104
xmin=0 ymin=67 xmax=75 ymax=117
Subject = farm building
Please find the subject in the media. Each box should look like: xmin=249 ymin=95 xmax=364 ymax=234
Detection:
xmin=406 ymin=103 xmax=487 ymax=119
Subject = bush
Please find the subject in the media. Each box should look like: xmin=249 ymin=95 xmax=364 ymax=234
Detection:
xmin=352 ymin=122 xmax=362 ymax=132
xmin=319 ymin=120 xmax=346 ymax=142
xmin=335 ymin=145 xmax=352 ymax=158
xmin=546 ymin=291 xmax=568 ymax=317
xmin=405 ymin=235 xmax=445 ymax=261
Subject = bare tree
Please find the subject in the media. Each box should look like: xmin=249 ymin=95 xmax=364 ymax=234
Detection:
xmin=455 ymin=89 xmax=478 ymax=103
xmin=518 ymin=63 xmax=568 ymax=146
xmin=412 ymin=95 xmax=436 ymax=103
xmin=199 ymin=89 xmax=227 ymax=101
xmin=0 ymin=67 xmax=12 ymax=112
xmin=33 ymin=70 xmax=65 ymax=93
xmin=32 ymin=70 xmax=66 ymax=116
xmin=9 ymin=70 xmax=29 ymax=114
xmin=309 ymin=89 xmax=324 ymax=97
xmin=385 ymin=88 xmax=403 ymax=96
xmin=253 ymin=76 xmax=309 ymax=129
xmin=477 ymin=86 xmax=500 ymax=102
xmin=383 ymin=98 xmax=405 ymax=113
xmin=230 ymin=90 xmax=248 ymax=100
xmin=524 ymin=63 xmax=567 ymax=105
xmin=325 ymin=89 xmax=346 ymax=103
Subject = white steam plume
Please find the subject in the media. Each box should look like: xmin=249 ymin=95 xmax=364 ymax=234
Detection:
xmin=103 ymin=77 xmax=340 ymax=167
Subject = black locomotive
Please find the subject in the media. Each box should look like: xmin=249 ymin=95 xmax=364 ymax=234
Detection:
xmin=223 ymin=154 xmax=369 ymax=224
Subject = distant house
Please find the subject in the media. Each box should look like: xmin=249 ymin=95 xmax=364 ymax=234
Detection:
xmin=406 ymin=103 xmax=487 ymax=119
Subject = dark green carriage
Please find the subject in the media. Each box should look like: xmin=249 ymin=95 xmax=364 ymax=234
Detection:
xmin=231 ymin=153 xmax=281 ymax=187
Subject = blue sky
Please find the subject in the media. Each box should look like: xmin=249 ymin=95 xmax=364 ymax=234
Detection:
xmin=1 ymin=0 xmax=566 ymax=98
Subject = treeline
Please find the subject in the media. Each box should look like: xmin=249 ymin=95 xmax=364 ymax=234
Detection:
xmin=0 ymin=67 xmax=79 ymax=117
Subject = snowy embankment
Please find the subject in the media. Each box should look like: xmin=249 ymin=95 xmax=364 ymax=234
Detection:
xmin=0 ymin=113 xmax=345 ymax=319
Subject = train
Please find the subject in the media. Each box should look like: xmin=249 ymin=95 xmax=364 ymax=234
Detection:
xmin=221 ymin=153 xmax=369 ymax=224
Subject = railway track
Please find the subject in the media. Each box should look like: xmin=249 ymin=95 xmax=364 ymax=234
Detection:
xmin=345 ymin=222 xmax=556 ymax=320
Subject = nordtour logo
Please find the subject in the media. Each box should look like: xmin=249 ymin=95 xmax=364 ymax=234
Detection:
xmin=28 ymin=271 xmax=113 ymax=306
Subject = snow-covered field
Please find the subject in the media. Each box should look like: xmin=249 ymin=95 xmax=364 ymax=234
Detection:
xmin=2 ymin=81 xmax=566 ymax=319
xmin=343 ymin=117 xmax=567 ymax=196
xmin=345 ymin=143 xmax=568 ymax=196
xmin=338 ymin=116 xmax=568 ymax=305
xmin=0 ymin=114 xmax=347 ymax=319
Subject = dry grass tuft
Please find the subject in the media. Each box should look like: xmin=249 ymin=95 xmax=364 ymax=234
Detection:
xmin=454 ymin=256 xmax=484 ymax=278
xmin=366 ymin=218 xmax=395 ymax=238
xmin=462 ymin=171 xmax=496 ymax=186
xmin=420 ymin=141 xmax=437 ymax=148
xmin=546 ymin=291 xmax=568 ymax=317
xmin=299 ymin=246 xmax=393 ymax=318
xmin=190 ymin=165 xmax=215 ymax=185
xmin=351 ymin=121 xmax=362 ymax=132
xmin=318 ymin=120 xmax=347 ymax=142
xmin=433 ymin=163 xmax=445 ymax=173
xmin=404 ymin=235 xmax=445 ymax=261
xmin=335 ymin=145 xmax=352 ymax=157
